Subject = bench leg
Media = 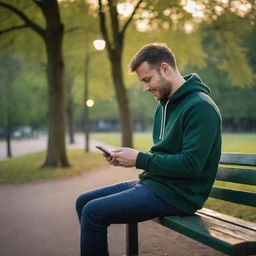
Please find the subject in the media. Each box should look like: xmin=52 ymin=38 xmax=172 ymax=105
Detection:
xmin=126 ymin=223 xmax=138 ymax=256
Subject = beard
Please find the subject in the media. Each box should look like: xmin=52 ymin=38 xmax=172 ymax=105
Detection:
xmin=156 ymin=76 xmax=172 ymax=100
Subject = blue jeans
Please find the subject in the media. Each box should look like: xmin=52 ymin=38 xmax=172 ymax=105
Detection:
xmin=75 ymin=180 xmax=186 ymax=256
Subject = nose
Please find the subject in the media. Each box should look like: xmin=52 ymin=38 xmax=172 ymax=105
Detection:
xmin=143 ymin=84 xmax=150 ymax=92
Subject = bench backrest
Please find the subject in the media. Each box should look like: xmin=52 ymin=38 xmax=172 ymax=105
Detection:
xmin=210 ymin=153 xmax=256 ymax=208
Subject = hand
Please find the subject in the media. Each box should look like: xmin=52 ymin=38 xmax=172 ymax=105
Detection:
xmin=104 ymin=153 xmax=121 ymax=166
xmin=111 ymin=147 xmax=138 ymax=168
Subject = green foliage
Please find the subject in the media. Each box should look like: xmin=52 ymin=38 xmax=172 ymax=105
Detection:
xmin=0 ymin=52 xmax=47 ymax=131
xmin=0 ymin=1 xmax=46 ymax=61
xmin=217 ymin=32 xmax=254 ymax=86
xmin=203 ymin=9 xmax=255 ymax=87
xmin=88 ymin=84 xmax=157 ymax=124
xmin=62 ymin=0 xmax=114 ymax=100
xmin=161 ymin=29 xmax=207 ymax=71
xmin=187 ymin=11 xmax=256 ymax=121
xmin=15 ymin=66 xmax=47 ymax=127
xmin=128 ymin=84 xmax=157 ymax=122
xmin=0 ymin=1 xmax=50 ymax=132
xmin=0 ymin=54 xmax=21 ymax=129
xmin=0 ymin=149 xmax=107 ymax=184
xmin=90 ymin=97 xmax=119 ymax=120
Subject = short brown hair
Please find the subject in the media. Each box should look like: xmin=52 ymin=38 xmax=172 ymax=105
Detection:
xmin=130 ymin=43 xmax=177 ymax=72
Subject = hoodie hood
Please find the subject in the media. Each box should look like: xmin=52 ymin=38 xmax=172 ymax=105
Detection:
xmin=160 ymin=73 xmax=211 ymax=106
xmin=158 ymin=73 xmax=211 ymax=139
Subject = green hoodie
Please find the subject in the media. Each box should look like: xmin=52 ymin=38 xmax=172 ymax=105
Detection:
xmin=136 ymin=73 xmax=222 ymax=215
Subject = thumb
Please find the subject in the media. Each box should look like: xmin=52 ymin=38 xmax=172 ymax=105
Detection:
xmin=111 ymin=147 xmax=123 ymax=153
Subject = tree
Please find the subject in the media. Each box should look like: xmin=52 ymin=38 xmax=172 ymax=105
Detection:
xmin=187 ymin=2 xmax=256 ymax=132
xmin=0 ymin=0 xmax=69 ymax=167
xmin=97 ymin=0 xmax=144 ymax=147
xmin=0 ymin=54 xmax=21 ymax=157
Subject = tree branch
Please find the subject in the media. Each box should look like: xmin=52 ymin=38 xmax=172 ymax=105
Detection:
xmin=108 ymin=0 xmax=119 ymax=45
xmin=32 ymin=0 xmax=44 ymax=10
xmin=0 ymin=2 xmax=45 ymax=39
xmin=0 ymin=24 xmax=28 ymax=35
xmin=121 ymin=0 xmax=143 ymax=36
xmin=98 ymin=0 xmax=113 ymax=52
xmin=65 ymin=26 xmax=86 ymax=34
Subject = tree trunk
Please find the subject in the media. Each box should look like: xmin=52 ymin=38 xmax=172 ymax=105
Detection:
xmin=110 ymin=53 xmax=133 ymax=147
xmin=97 ymin=0 xmax=140 ymax=148
xmin=41 ymin=1 xmax=69 ymax=167
xmin=6 ymin=110 xmax=12 ymax=158
xmin=66 ymin=75 xmax=75 ymax=144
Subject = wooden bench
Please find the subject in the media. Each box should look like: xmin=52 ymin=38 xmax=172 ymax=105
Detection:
xmin=126 ymin=152 xmax=256 ymax=256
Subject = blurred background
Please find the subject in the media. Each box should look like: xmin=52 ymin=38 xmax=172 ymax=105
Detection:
xmin=0 ymin=0 xmax=255 ymax=162
xmin=0 ymin=2 xmax=255 ymax=255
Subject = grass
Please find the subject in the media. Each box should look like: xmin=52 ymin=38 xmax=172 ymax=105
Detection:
xmin=92 ymin=132 xmax=153 ymax=151
xmin=204 ymin=178 xmax=256 ymax=222
xmin=0 ymin=149 xmax=107 ymax=184
xmin=221 ymin=133 xmax=256 ymax=153
xmin=92 ymin=132 xmax=256 ymax=153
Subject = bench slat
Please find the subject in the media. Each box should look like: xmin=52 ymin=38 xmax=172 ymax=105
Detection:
xmin=220 ymin=153 xmax=256 ymax=166
xmin=198 ymin=208 xmax=256 ymax=232
xmin=216 ymin=166 xmax=256 ymax=185
xmin=156 ymin=213 xmax=256 ymax=256
xmin=210 ymin=187 xmax=256 ymax=207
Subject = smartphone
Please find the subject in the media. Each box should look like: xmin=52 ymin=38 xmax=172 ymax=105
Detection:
xmin=95 ymin=145 xmax=112 ymax=157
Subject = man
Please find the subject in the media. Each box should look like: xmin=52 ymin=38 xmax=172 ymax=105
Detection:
xmin=76 ymin=43 xmax=222 ymax=256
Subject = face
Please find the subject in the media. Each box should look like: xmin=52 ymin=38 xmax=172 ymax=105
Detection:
xmin=135 ymin=61 xmax=172 ymax=101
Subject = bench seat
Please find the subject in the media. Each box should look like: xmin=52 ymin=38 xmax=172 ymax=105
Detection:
xmin=155 ymin=208 xmax=256 ymax=256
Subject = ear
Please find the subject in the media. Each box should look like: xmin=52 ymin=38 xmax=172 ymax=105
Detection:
xmin=160 ymin=62 xmax=171 ymax=75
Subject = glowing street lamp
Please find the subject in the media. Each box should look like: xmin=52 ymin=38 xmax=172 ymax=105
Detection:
xmin=86 ymin=99 xmax=94 ymax=108
xmin=93 ymin=39 xmax=106 ymax=51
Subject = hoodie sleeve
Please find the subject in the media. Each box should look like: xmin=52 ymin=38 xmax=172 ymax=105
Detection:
xmin=135 ymin=101 xmax=221 ymax=178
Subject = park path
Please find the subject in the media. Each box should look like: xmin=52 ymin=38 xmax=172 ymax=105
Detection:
xmin=0 ymin=135 xmax=225 ymax=256
xmin=0 ymin=133 xmax=114 ymax=161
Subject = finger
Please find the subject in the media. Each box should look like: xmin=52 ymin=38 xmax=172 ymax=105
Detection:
xmin=111 ymin=147 xmax=124 ymax=153
xmin=113 ymin=161 xmax=121 ymax=166
xmin=103 ymin=153 xmax=108 ymax=158
xmin=110 ymin=157 xmax=118 ymax=164
xmin=105 ymin=155 xmax=112 ymax=161
xmin=111 ymin=152 xmax=122 ymax=158
xmin=111 ymin=159 xmax=120 ymax=166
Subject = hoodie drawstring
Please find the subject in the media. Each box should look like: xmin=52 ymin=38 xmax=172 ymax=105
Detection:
xmin=159 ymin=100 xmax=170 ymax=139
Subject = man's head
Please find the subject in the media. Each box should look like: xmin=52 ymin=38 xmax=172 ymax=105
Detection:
xmin=130 ymin=43 xmax=181 ymax=101
xmin=130 ymin=43 xmax=177 ymax=72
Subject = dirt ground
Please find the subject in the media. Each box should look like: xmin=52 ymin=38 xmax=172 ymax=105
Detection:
xmin=0 ymin=164 xmax=225 ymax=256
